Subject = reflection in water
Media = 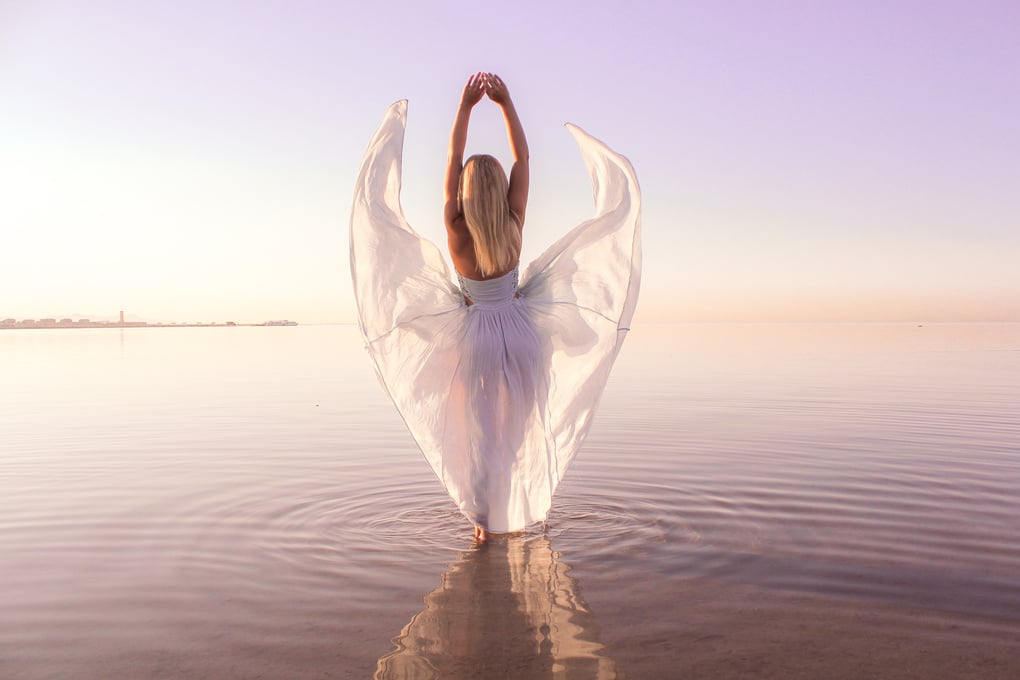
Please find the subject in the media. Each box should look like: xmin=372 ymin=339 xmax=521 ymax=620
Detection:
xmin=376 ymin=535 xmax=617 ymax=679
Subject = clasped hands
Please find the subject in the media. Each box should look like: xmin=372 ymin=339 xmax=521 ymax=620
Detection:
xmin=460 ymin=72 xmax=511 ymax=109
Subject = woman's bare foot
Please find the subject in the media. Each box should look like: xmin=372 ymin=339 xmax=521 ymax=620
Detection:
xmin=473 ymin=526 xmax=488 ymax=542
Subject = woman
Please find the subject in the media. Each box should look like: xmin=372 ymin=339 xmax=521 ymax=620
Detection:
xmin=350 ymin=73 xmax=641 ymax=542
xmin=444 ymin=73 xmax=536 ymax=542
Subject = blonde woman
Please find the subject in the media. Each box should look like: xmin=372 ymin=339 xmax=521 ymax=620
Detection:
xmin=350 ymin=73 xmax=641 ymax=542
xmin=444 ymin=73 xmax=527 ymax=288
xmin=443 ymin=73 xmax=534 ymax=541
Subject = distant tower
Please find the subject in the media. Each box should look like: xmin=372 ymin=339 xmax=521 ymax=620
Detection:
xmin=119 ymin=310 xmax=125 ymax=324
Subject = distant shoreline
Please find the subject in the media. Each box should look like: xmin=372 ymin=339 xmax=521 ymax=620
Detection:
xmin=0 ymin=321 xmax=297 ymax=330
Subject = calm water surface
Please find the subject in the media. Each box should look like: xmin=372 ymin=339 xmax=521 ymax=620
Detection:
xmin=1 ymin=323 xmax=1019 ymax=678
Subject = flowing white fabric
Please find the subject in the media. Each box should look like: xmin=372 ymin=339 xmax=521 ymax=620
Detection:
xmin=350 ymin=100 xmax=641 ymax=532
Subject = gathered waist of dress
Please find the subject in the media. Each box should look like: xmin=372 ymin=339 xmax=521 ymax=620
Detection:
xmin=457 ymin=267 xmax=520 ymax=308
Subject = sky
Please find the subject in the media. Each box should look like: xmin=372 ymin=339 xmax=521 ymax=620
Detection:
xmin=1 ymin=0 xmax=1018 ymax=323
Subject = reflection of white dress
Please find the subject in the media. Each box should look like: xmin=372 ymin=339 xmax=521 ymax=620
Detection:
xmin=374 ymin=536 xmax=617 ymax=679
xmin=350 ymin=100 xmax=640 ymax=532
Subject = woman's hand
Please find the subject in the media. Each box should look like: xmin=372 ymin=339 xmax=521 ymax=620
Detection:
xmin=484 ymin=73 xmax=511 ymax=105
xmin=460 ymin=72 xmax=486 ymax=110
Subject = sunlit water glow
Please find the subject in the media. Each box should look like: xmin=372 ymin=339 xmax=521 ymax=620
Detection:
xmin=2 ymin=323 xmax=1018 ymax=678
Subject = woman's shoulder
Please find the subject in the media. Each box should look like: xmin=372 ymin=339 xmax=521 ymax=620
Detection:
xmin=509 ymin=210 xmax=523 ymax=230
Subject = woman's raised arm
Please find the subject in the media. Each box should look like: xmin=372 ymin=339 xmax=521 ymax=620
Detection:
xmin=444 ymin=73 xmax=486 ymax=229
xmin=485 ymin=74 xmax=529 ymax=227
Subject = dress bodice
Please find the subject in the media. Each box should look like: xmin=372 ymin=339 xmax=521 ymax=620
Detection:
xmin=457 ymin=267 xmax=520 ymax=308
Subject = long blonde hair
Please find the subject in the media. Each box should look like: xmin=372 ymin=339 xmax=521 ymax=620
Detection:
xmin=460 ymin=154 xmax=520 ymax=277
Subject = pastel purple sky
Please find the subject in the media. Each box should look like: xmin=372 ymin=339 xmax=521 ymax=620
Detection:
xmin=2 ymin=0 xmax=1018 ymax=322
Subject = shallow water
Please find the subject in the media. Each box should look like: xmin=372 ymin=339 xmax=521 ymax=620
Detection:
xmin=1 ymin=323 xmax=1019 ymax=678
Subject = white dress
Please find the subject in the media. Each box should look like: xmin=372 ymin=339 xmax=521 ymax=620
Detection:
xmin=350 ymin=100 xmax=641 ymax=532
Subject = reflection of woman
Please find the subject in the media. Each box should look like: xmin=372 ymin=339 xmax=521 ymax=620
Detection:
xmin=350 ymin=73 xmax=641 ymax=540
xmin=374 ymin=536 xmax=617 ymax=679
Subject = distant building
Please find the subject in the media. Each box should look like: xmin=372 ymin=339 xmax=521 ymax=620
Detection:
xmin=1 ymin=318 xmax=15 ymax=327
